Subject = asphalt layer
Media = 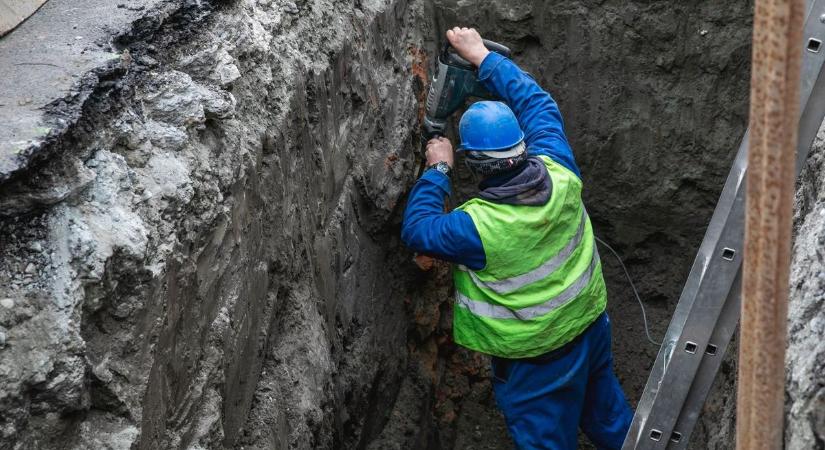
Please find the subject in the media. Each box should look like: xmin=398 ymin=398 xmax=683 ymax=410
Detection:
xmin=0 ymin=0 xmax=169 ymax=182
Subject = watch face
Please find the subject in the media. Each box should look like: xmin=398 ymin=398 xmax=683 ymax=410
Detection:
xmin=426 ymin=161 xmax=451 ymax=176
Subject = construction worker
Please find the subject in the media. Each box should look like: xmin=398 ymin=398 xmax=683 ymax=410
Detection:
xmin=401 ymin=27 xmax=633 ymax=449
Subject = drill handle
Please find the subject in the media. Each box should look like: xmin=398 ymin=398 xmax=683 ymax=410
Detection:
xmin=441 ymin=38 xmax=511 ymax=68
xmin=481 ymin=39 xmax=511 ymax=57
xmin=420 ymin=132 xmax=442 ymax=159
xmin=422 ymin=116 xmax=447 ymax=141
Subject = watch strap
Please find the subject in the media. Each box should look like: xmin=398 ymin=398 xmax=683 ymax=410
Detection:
xmin=425 ymin=161 xmax=452 ymax=177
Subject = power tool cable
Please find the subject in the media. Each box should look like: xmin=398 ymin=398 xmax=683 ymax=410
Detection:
xmin=594 ymin=236 xmax=662 ymax=347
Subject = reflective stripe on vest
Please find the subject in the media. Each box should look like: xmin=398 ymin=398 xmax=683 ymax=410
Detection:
xmin=456 ymin=245 xmax=600 ymax=321
xmin=458 ymin=208 xmax=588 ymax=295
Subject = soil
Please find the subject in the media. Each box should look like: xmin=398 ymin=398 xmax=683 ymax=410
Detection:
xmin=0 ymin=0 xmax=822 ymax=449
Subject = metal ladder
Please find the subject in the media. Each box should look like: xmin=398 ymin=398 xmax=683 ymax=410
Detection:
xmin=622 ymin=1 xmax=825 ymax=448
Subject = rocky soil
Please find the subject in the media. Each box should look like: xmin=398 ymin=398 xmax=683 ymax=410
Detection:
xmin=0 ymin=0 xmax=822 ymax=449
xmin=1 ymin=0 xmax=431 ymax=448
xmin=784 ymin=128 xmax=825 ymax=450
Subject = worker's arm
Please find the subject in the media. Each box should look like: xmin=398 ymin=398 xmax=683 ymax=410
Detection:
xmin=445 ymin=27 xmax=580 ymax=177
xmin=477 ymin=53 xmax=580 ymax=177
xmin=401 ymin=138 xmax=486 ymax=270
xmin=401 ymin=171 xmax=486 ymax=270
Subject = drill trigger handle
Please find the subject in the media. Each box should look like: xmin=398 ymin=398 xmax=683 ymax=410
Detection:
xmin=441 ymin=39 xmax=512 ymax=64
xmin=421 ymin=133 xmax=442 ymax=158
xmin=480 ymin=39 xmax=511 ymax=57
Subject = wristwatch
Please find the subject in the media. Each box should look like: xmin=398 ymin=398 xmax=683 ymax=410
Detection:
xmin=425 ymin=161 xmax=452 ymax=177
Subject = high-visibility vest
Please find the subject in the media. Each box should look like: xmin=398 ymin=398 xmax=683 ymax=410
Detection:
xmin=452 ymin=156 xmax=607 ymax=358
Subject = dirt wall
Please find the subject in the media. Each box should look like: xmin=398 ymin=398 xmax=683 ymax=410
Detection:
xmin=0 ymin=0 xmax=823 ymax=449
xmin=0 ymin=0 xmax=430 ymax=447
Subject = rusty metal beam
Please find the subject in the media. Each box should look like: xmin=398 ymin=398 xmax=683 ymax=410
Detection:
xmin=737 ymin=0 xmax=805 ymax=448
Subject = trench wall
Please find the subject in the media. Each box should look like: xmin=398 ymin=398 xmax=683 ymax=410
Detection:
xmin=0 ymin=0 xmax=823 ymax=449
xmin=0 ymin=0 xmax=432 ymax=448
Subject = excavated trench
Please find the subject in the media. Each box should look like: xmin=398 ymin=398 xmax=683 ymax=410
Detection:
xmin=0 ymin=0 xmax=823 ymax=449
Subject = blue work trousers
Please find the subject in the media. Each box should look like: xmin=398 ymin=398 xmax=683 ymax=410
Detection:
xmin=491 ymin=313 xmax=633 ymax=450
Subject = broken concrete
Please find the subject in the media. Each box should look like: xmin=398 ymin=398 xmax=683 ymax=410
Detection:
xmin=0 ymin=0 xmax=179 ymax=183
xmin=0 ymin=0 xmax=49 ymax=36
xmin=0 ymin=0 xmax=822 ymax=449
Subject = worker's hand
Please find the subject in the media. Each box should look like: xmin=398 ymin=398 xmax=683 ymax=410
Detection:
xmin=446 ymin=27 xmax=490 ymax=67
xmin=425 ymin=137 xmax=454 ymax=168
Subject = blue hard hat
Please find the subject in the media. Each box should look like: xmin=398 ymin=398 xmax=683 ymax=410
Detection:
xmin=458 ymin=101 xmax=524 ymax=152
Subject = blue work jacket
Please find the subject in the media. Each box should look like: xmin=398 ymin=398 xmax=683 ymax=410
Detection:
xmin=401 ymin=52 xmax=581 ymax=270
